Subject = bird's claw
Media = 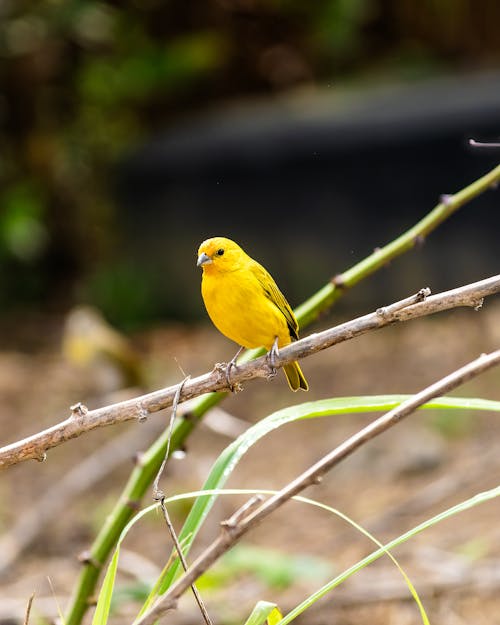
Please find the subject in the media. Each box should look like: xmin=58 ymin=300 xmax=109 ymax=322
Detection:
xmin=225 ymin=360 xmax=237 ymax=393
xmin=266 ymin=337 xmax=280 ymax=379
xmin=225 ymin=364 xmax=243 ymax=392
xmin=224 ymin=346 xmax=244 ymax=392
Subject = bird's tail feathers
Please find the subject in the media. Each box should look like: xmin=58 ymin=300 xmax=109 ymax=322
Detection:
xmin=283 ymin=361 xmax=308 ymax=392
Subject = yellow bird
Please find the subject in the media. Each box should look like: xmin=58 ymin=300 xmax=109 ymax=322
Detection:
xmin=197 ymin=236 xmax=308 ymax=391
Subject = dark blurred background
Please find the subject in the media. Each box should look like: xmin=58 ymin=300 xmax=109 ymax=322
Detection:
xmin=1 ymin=0 xmax=499 ymax=330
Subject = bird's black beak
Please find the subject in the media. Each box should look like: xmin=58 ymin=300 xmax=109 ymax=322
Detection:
xmin=197 ymin=252 xmax=212 ymax=267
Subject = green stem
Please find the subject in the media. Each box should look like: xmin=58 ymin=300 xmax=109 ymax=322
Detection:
xmin=296 ymin=163 xmax=500 ymax=326
xmin=64 ymin=163 xmax=500 ymax=625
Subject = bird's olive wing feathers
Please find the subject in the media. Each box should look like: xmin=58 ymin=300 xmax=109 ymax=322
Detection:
xmin=253 ymin=263 xmax=299 ymax=341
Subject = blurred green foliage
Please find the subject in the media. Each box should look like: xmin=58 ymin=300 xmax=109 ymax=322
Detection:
xmin=0 ymin=0 xmax=499 ymax=324
xmin=427 ymin=409 xmax=474 ymax=439
xmin=198 ymin=544 xmax=334 ymax=590
xmin=0 ymin=181 xmax=47 ymax=262
xmin=84 ymin=260 xmax=159 ymax=326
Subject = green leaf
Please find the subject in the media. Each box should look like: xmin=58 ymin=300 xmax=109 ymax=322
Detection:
xmin=92 ymin=504 xmax=157 ymax=625
xmin=288 ymin=495 xmax=430 ymax=625
xmin=278 ymin=484 xmax=500 ymax=624
xmin=91 ymin=547 xmax=119 ymax=624
xmin=243 ymin=601 xmax=283 ymax=625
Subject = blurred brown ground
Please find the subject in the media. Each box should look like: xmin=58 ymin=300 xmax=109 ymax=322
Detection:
xmin=0 ymin=300 xmax=499 ymax=624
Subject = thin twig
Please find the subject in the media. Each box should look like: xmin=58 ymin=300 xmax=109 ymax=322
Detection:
xmin=152 ymin=377 xmax=190 ymax=499
xmin=157 ymin=499 xmax=213 ymax=625
xmin=469 ymin=139 xmax=500 ymax=148
xmin=23 ymin=593 xmax=35 ymax=625
xmin=152 ymin=377 xmax=213 ymax=625
xmin=375 ymin=287 xmax=430 ymax=317
xmin=135 ymin=349 xmax=500 ymax=625
xmin=1 ymin=275 xmax=500 ymax=470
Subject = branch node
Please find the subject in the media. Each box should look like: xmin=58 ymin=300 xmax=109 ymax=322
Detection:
xmin=416 ymin=287 xmax=431 ymax=301
xmin=214 ymin=362 xmax=241 ymax=390
xmin=35 ymin=451 xmax=47 ymax=463
xmin=440 ymin=193 xmax=454 ymax=206
xmin=413 ymin=234 xmax=426 ymax=248
xmin=126 ymin=498 xmax=141 ymax=511
xmin=182 ymin=410 xmax=195 ymax=422
xmin=474 ymin=298 xmax=484 ymax=311
xmin=134 ymin=451 xmax=146 ymax=466
xmin=137 ymin=402 xmax=149 ymax=423
xmin=172 ymin=448 xmax=187 ymax=460
xmin=70 ymin=402 xmax=88 ymax=418
xmin=221 ymin=495 xmax=265 ymax=530
xmin=77 ymin=550 xmax=100 ymax=568
xmin=331 ymin=274 xmax=347 ymax=289
xmin=153 ymin=490 xmax=165 ymax=502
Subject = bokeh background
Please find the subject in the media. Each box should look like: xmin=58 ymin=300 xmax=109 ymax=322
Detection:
xmin=1 ymin=1 xmax=500 ymax=624
xmin=1 ymin=0 xmax=499 ymax=329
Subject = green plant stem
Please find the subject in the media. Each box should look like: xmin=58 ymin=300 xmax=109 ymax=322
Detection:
xmin=64 ymin=162 xmax=500 ymax=625
xmin=296 ymin=163 xmax=500 ymax=326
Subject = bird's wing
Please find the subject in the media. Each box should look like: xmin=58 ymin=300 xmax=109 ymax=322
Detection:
xmin=253 ymin=263 xmax=299 ymax=341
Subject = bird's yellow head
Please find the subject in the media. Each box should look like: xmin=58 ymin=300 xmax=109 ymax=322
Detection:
xmin=197 ymin=237 xmax=247 ymax=274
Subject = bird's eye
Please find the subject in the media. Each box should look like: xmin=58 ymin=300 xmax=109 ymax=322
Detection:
xmin=216 ymin=248 xmax=224 ymax=256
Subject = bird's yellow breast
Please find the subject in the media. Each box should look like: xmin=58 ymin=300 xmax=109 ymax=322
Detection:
xmin=201 ymin=267 xmax=291 ymax=350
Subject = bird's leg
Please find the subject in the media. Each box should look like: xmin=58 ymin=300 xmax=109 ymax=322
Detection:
xmin=267 ymin=336 xmax=280 ymax=378
xmin=226 ymin=346 xmax=244 ymax=391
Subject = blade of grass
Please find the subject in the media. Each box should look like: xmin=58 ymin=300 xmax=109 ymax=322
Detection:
xmin=278 ymin=484 xmax=500 ymax=624
xmin=289 ymin=497 xmax=430 ymax=625
xmin=92 ymin=505 xmax=157 ymax=625
xmin=146 ymin=395 xmax=500 ymax=602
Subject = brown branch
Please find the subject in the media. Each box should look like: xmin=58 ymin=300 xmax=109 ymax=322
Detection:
xmin=135 ymin=347 xmax=500 ymax=625
xmin=1 ymin=274 xmax=499 ymax=469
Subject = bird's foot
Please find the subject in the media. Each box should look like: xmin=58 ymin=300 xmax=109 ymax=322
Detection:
xmin=225 ymin=346 xmax=244 ymax=392
xmin=266 ymin=337 xmax=279 ymax=380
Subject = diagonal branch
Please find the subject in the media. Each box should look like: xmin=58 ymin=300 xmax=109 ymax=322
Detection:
xmin=135 ymin=347 xmax=500 ymax=625
xmin=1 ymin=274 xmax=499 ymax=470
